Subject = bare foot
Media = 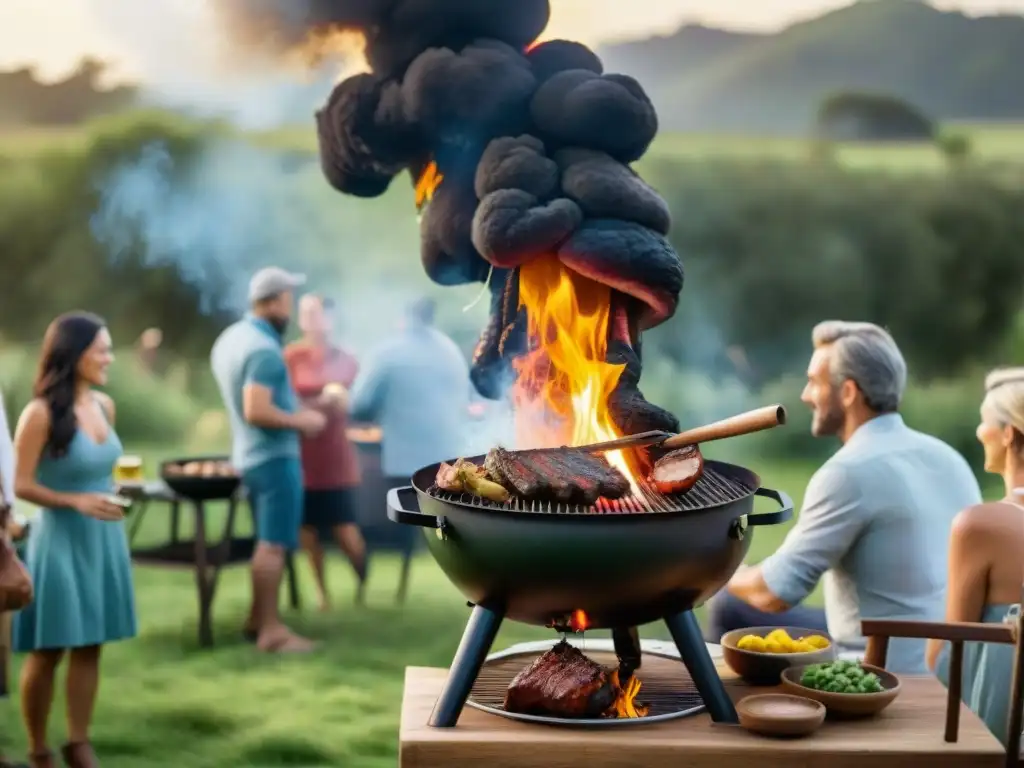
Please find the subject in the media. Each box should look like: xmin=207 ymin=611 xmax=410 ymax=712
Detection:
xmin=256 ymin=627 xmax=316 ymax=654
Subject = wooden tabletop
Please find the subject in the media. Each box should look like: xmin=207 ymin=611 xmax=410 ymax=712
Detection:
xmin=400 ymin=661 xmax=1005 ymax=768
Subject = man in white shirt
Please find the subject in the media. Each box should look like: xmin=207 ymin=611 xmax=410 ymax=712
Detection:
xmin=706 ymin=321 xmax=981 ymax=673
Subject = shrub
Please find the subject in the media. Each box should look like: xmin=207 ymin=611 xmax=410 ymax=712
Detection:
xmin=0 ymin=345 xmax=202 ymax=447
xmin=644 ymin=159 xmax=1024 ymax=385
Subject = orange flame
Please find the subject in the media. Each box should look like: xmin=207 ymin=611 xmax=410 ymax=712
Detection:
xmin=569 ymin=610 xmax=589 ymax=633
xmin=287 ymin=27 xmax=369 ymax=72
xmin=512 ymin=256 xmax=642 ymax=492
xmin=607 ymin=669 xmax=649 ymax=718
xmin=415 ymin=162 xmax=444 ymax=211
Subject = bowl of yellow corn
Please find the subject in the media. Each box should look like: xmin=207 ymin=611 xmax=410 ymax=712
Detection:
xmin=721 ymin=627 xmax=836 ymax=685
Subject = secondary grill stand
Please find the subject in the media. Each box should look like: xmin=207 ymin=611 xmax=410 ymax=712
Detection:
xmin=428 ymin=604 xmax=738 ymax=727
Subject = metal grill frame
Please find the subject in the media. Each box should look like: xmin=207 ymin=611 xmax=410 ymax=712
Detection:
xmin=427 ymin=464 xmax=754 ymax=515
xmin=465 ymin=646 xmax=706 ymax=727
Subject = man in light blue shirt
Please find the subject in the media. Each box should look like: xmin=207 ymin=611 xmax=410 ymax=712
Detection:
xmin=211 ymin=267 xmax=326 ymax=653
xmin=708 ymin=321 xmax=982 ymax=673
xmin=349 ymin=298 xmax=471 ymax=484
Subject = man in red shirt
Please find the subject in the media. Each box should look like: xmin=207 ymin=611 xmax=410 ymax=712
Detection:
xmin=284 ymin=294 xmax=367 ymax=610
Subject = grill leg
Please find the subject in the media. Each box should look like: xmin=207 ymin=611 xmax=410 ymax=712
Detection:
xmin=612 ymin=626 xmax=642 ymax=680
xmin=428 ymin=604 xmax=504 ymax=727
xmin=665 ymin=610 xmax=738 ymax=723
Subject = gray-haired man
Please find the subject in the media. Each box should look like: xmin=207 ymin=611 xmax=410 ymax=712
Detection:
xmin=706 ymin=321 xmax=981 ymax=673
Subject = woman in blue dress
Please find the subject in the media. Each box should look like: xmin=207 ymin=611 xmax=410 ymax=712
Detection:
xmin=12 ymin=313 xmax=136 ymax=768
xmin=927 ymin=367 xmax=1024 ymax=746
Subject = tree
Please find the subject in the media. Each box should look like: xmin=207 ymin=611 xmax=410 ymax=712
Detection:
xmin=816 ymin=91 xmax=934 ymax=142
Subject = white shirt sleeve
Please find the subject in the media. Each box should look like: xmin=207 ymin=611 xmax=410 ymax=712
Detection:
xmin=0 ymin=389 xmax=15 ymax=506
xmin=759 ymin=460 xmax=868 ymax=606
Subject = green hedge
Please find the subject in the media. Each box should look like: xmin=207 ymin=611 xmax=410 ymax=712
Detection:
xmin=0 ymin=346 xmax=202 ymax=447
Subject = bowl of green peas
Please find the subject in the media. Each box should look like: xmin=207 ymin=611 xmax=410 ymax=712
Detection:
xmin=780 ymin=660 xmax=901 ymax=717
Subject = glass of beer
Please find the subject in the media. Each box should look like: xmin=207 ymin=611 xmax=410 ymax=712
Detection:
xmin=114 ymin=455 xmax=144 ymax=484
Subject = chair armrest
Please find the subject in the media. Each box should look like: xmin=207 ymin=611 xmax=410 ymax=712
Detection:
xmin=862 ymin=619 xmax=1015 ymax=645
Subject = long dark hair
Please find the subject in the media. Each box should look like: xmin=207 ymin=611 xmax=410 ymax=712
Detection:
xmin=33 ymin=312 xmax=106 ymax=458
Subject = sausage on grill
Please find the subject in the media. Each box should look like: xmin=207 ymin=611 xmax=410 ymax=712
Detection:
xmin=649 ymin=445 xmax=704 ymax=495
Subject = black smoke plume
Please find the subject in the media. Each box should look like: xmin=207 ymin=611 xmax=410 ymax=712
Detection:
xmin=215 ymin=0 xmax=684 ymax=436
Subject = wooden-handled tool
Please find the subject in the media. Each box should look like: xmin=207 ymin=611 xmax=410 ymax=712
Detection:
xmin=577 ymin=405 xmax=788 ymax=454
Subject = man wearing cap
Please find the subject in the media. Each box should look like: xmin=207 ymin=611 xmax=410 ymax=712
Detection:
xmin=211 ymin=267 xmax=326 ymax=653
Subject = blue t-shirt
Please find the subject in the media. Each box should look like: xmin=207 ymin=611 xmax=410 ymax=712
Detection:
xmin=349 ymin=326 xmax=471 ymax=477
xmin=211 ymin=315 xmax=300 ymax=471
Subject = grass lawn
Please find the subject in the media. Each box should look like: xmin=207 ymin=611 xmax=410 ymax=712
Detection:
xmin=2 ymin=453 xmax=822 ymax=767
xmin=3 ymin=120 xmax=1024 ymax=172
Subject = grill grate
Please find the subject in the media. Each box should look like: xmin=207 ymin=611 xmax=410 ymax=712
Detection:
xmin=467 ymin=648 xmax=705 ymax=726
xmin=428 ymin=465 xmax=753 ymax=515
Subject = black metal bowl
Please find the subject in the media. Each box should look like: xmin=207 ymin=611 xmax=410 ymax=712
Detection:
xmin=387 ymin=456 xmax=792 ymax=628
xmin=160 ymin=455 xmax=240 ymax=501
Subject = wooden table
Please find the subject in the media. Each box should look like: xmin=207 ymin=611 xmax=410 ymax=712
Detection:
xmin=123 ymin=481 xmax=300 ymax=647
xmin=399 ymin=661 xmax=1005 ymax=768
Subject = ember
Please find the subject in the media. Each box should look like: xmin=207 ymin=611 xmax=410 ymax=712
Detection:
xmin=211 ymin=0 xmax=685 ymax=452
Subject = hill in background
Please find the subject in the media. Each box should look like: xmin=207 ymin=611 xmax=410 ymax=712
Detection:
xmin=598 ymin=0 xmax=1024 ymax=134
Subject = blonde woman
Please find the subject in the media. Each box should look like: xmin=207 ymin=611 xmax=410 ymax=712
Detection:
xmin=927 ymin=368 xmax=1024 ymax=745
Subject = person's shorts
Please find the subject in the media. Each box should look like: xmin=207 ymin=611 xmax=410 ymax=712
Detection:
xmin=244 ymin=457 xmax=304 ymax=551
xmin=303 ymin=488 xmax=359 ymax=531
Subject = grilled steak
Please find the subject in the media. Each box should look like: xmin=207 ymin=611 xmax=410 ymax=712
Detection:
xmin=504 ymin=640 xmax=616 ymax=718
xmin=484 ymin=446 xmax=629 ymax=504
xmin=650 ymin=445 xmax=704 ymax=495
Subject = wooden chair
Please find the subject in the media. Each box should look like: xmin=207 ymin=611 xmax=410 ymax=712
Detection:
xmin=861 ymin=596 xmax=1024 ymax=768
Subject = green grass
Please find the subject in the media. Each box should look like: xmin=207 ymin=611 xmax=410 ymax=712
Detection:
xmin=3 ymin=119 xmax=1024 ymax=171
xmin=248 ymin=121 xmax=1024 ymax=171
xmin=1 ymin=447 xmax=1004 ymax=766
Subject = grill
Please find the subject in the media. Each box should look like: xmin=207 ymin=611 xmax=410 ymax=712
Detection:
xmin=466 ymin=648 xmax=705 ymax=726
xmin=426 ymin=464 xmax=755 ymax=515
xmin=388 ymin=455 xmax=794 ymax=728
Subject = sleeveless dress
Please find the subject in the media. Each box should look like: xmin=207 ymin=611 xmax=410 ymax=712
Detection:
xmin=13 ymin=418 xmax=137 ymax=651
xmin=935 ymin=496 xmax=1024 ymax=746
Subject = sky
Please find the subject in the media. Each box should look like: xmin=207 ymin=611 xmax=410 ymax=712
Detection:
xmin=2 ymin=0 xmax=1023 ymax=79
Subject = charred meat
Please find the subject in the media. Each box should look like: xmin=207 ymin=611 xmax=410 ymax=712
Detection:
xmin=485 ymin=446 xmax=629 ymax=504
xmin=504 ymin=640 xmax=616 ymax=718
xmin=649 ymin=445 xmax=704 ymax=495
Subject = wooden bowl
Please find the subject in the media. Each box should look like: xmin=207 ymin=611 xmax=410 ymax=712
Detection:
xmin=737 ymin=694 xmax=826 ymax=738
xmin=780 ymin=664 xmax=901 ymax=718
xmin=721 ymin=626 xmax=837 ymax=685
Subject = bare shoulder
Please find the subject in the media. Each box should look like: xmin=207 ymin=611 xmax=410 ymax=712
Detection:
xmin=94 ymin=391 xmax=116 ymax=422
xmin=17 ymin=398 xmax=50 ymax=431
xmin=950 ymin=503 xmax=1008 ymax=541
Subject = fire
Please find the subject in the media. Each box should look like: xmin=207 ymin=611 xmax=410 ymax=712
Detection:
xmin=513 ymin=256 xmax=643 ymax=493
xmin=607 ymin=669 xmax=649 ymax=719
xmin=287 ymin=27 xmax=369 ymax=74
xmin=568 ymin=610 xmax=589 ymax=633
xmin=415 ymin=162 xmax=444 ymax=211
